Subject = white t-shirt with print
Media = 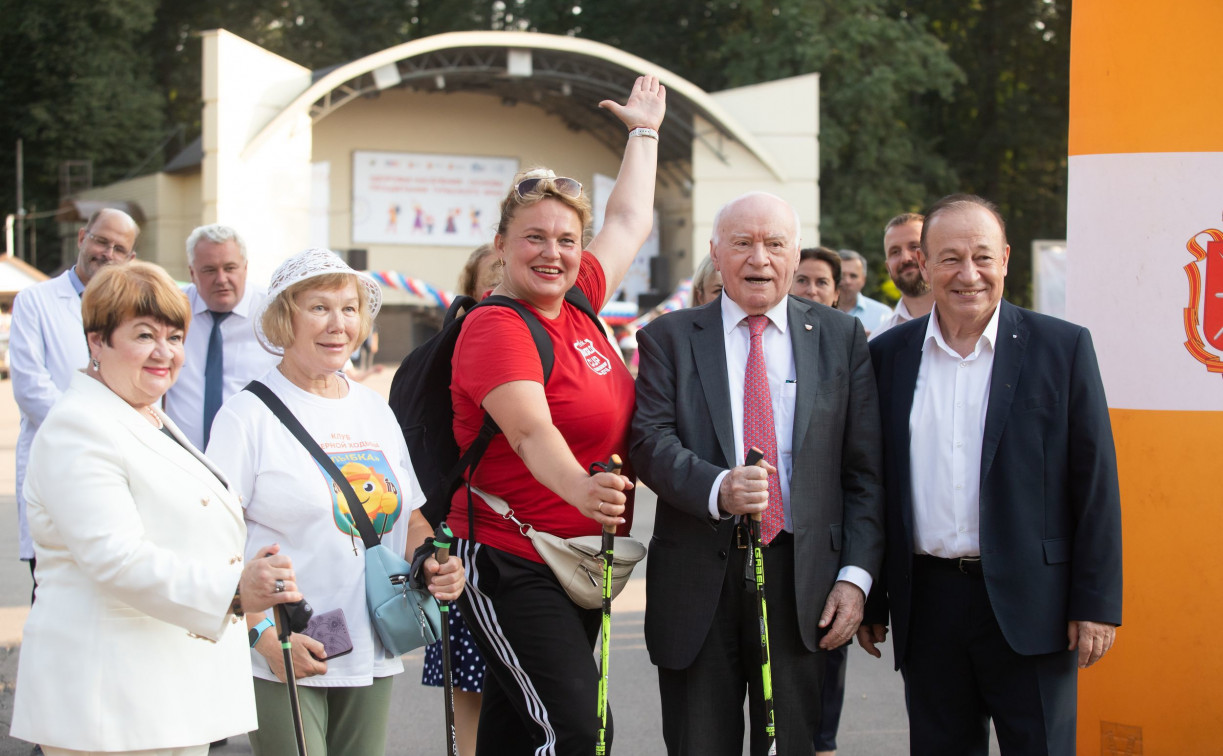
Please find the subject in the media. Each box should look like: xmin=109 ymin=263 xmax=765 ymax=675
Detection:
xmin=207 ymin=368 xmax=426 ymax=687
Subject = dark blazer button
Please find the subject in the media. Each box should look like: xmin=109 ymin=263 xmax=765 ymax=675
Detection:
xmin=718 ymin=549 xmax=728 ymax=559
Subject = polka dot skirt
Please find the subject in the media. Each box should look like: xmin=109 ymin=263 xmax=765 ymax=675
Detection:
xmin=421 ymin=601 xmax=486 ymax=692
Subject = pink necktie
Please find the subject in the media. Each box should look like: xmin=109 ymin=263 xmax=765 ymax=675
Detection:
xmin=743 ymin=315 xmax=784 ymax=544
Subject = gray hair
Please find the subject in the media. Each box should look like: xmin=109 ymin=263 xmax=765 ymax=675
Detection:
xmin=186 ymin=224 xmax=248 ymax=266
xmin=838 ymin=249 xmax=868 ymax=279
xmin=838 ymin=249 xmax=867 ymax=265
xmin=710 ymin=192 xmax=802 ymax=246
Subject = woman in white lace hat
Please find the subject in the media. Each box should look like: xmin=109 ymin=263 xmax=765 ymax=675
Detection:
xmin=206 ymin=248 xmax=465 ymax=755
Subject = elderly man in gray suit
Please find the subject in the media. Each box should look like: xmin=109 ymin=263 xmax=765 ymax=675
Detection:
xmin=631 ymin=192 xmax=885 ymax=756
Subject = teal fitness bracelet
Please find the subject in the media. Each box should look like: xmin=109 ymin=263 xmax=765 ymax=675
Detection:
xmin=248 ymin=617 xmax=275 ymax=648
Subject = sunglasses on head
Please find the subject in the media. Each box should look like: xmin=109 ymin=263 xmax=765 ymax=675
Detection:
xmin=515 ymin=176 xmax=583 ymax=199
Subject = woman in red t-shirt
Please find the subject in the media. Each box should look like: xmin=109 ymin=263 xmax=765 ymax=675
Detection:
xmin=449 ymin=76 xmax=665 ymax=755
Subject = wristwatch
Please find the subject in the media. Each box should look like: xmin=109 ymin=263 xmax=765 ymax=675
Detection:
xmin=248 ymin=617 xmax=275 ymax=648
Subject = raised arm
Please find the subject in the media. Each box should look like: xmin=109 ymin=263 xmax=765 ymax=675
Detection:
xmin=586 ymin=75 xmax=667 ymax=306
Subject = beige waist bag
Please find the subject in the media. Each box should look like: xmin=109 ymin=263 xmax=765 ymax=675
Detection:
xmin=474 ymin=487 xmax=646 ymax=609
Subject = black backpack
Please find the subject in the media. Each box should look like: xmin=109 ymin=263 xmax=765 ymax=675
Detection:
xmin=388 ymin=288 xmax=601 ymax=527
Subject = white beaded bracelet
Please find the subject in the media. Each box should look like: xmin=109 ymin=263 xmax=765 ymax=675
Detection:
xmin=629 ymin=127 xmax=659 ymax=140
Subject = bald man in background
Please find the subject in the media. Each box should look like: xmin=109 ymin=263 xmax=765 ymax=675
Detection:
xmin=10 ymin=208 xmax=139 ymax=598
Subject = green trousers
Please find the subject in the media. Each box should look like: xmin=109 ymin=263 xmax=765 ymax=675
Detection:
xmin=250 ymin=676 xmax=393 ymax=756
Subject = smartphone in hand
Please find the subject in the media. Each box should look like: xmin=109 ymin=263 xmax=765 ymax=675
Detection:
xmin=303 ymin=608 xmax=353 ymax=660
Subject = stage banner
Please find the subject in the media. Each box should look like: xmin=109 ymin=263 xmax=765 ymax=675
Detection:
xmin=1069 ymin=1 xmax=1223 ymax=752
xmin=351 ymin=151 xmax=518 ymax=247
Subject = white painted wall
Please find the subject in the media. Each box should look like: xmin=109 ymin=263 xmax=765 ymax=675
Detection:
xmin=693 ymin=74 xmax=820 ymax=264
xmin=201 ymin=30 xmax=314 ymax=286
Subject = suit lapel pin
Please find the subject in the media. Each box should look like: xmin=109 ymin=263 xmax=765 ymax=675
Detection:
xmin=804 ymin=324 xmax=813 ymax=331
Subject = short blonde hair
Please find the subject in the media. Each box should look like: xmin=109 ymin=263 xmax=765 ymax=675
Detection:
xmin=82 ymin=261 xmax=189 ymax=344
xmin=691 ymin=256 xmax=719 ymax=307
xmin=458 ymin=243 xmax=500 ymax=299
xmin=260 ymin=273 xmax=373 ymax=352
xmin=497 ymin=169 xmax=593 ymax=246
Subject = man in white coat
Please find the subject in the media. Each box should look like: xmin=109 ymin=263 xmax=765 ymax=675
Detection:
xmin=10 ymin=208 xmax=139 ymax=597
xmin=163 ymin=224 xmax=278 ymax=450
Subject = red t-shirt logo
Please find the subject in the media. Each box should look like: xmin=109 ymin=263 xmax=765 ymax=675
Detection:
xmin=573 ymin=338 xmax=612 ymax=376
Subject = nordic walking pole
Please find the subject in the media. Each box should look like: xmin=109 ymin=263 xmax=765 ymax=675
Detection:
xmin=432 ymin=522 xmax=459 ymax=756
xmin=745 ymin=446 xmax=778 ymax=756
xmin=274 ymin=603 xmax=311 ymax=756
xmin=589 ymin=453 xmax=623 ymax=756
xmin=266 ymin=550 xmax=313 ymax=756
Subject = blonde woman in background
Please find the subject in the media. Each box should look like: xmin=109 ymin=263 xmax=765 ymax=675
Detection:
xmin=416 ymin=242 xmax=505 ymax=756
xmin=458 ymin=243 xmax=503 ymax=301
xmin=690 ymin=254 xmax=723 ymax=307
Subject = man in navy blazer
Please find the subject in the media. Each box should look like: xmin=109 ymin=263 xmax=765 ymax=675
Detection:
xmin=860 ymin=194 xmax=1122 ymax=755
xmin=632 ymin=192 xmax=884 ymax=755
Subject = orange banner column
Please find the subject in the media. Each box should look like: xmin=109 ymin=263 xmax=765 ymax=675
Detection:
xmin=1069 ymin=2 xmax=1223 ymax=753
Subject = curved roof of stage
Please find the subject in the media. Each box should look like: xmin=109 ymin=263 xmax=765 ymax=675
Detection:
xmin=242 ymin=30 xmax=784 ymax=185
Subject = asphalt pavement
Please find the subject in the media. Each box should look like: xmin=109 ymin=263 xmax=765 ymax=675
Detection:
xmin=0 ymin=369 xmax=999 ymax=755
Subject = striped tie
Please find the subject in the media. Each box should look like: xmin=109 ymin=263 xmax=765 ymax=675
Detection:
xmin=743 ymin=315 xmax=784 ymax=543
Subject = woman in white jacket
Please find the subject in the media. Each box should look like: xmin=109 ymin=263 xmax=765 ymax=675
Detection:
xmin=11 ymin=261 xmax=300 ymax=756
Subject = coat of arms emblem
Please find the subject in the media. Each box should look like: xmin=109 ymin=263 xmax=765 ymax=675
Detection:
xmin=1183 ymin=225 xmax=1223 ymax=377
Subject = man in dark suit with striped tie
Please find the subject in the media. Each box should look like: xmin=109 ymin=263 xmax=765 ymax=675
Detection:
xmin=631 ymin=192 xmax=885 ymax=756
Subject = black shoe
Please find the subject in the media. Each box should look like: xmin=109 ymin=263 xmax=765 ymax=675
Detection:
xmin=210 ymin=739 xmax=229 ymax=749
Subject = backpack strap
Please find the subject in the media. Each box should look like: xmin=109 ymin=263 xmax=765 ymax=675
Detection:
xmin=435 ymin=294 xmax=557 ymax=496
xmin=474 ymin=294 xmax=557 ymax=381
xmin=458 ymin=287 xmax=602 ymax=461
xmin=473 ymin=287 xmax=602 ymax=379
xmin=244 ymin=380 xmax=383 ymax=551
xmin=451 ymin=286 xmax=603 ymax=539
xmin=564 ymin=286 xmax=603 ymax=334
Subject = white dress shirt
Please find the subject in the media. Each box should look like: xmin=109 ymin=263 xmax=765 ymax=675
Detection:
xmin=164 ymin=284 xmax=280 ymax=450
xmin=708 ymin=295 xmax=871 ymax=595
xmin=869 ymin=297 xmax=920 ymax=341
xmin=908 ymin=303 xmax=1002 ymax=558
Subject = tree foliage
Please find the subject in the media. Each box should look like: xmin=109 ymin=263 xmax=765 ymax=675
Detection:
xmin=518 ymin=0 xmax=963 ymax=277
xmin=1 ymin=0 xmax=1070 ymax=301
xmin=0 ymin=0 xmax=166 ymax=267
xmin=888 ymin=0 xmax=1071 ymax=305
